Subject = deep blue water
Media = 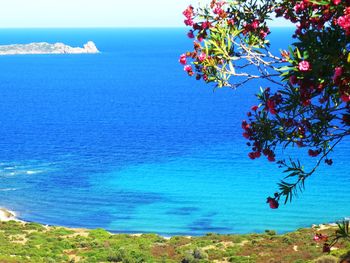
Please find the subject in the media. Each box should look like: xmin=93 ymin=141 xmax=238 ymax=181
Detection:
xmin=0 ymin=28 xmax=349 ymax=235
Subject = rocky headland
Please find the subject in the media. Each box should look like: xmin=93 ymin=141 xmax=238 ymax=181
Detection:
xmin=0 ymin=41 xmax=99 ymax=55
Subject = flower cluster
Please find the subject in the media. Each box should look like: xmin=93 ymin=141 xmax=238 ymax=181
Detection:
xmin=179 ymin=0 xmax=273 ymax=87
xmin=242 ymin=114 xmax=276 ymax=163
xmin=275 ymin=0 xmax=350 ymax=37
xmin=266 ymin=193 xmax=279 ymax=209
xmin=183 ymin=5 xmax=194 ymax=26
xmin=313 ymin=233 xmax=332 ymax=253
xmin=181 ymin=0 xmax=350 ymax=213
xmin=181 ymin=0 xmax=350 ymax=252
xmin=313 ymin=233 xmax=328 ymax=242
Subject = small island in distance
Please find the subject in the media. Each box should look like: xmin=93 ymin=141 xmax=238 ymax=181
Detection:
xmin=0 ymin=41 xmax=99 ymax=55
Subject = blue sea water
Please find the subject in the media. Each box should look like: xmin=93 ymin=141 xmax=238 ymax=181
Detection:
xmin=0 ymin=28 xmax=349 ymax=236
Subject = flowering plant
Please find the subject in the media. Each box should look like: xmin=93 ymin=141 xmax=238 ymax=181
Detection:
xmin=180 ymin=0 xmax=350 ymax=207
xmin=312 ymin=220 xmax=350 ymax=252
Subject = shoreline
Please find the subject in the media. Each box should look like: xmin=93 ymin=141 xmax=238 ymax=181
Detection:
xmin=0 ymin=210 xmax=347 ymax=263
xmin=0 ymin=207 xmax=20 ymax=222
xmin=0 ymin=207 xmax=349 ymax=262
xmin=0 ymin=207 xmax=343 ymax=237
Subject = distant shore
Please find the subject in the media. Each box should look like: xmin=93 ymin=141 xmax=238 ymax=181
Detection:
xmin=0 ymin=41 xmax=99 ymax=55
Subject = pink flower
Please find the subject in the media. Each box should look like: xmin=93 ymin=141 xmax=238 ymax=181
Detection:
xmin=213 ymin=1 xmax=226 ymax=16
xmin=242 ymin=120 xmax=250 ymax=130
xmin=198 ymin=53 xmax=206 ymax=62
xmin=266 ymin=197 xmax=279 ymax=209
xmin=187 ymin=30 xmax=194 ymax=39
xmin=260 ymin=30 xmax=268 ymax=38
xmin=251 ymin=105 xmax=258 ymax=111
xmin=267 ymin=156 xmax=276 ymax=162
xmin=252 ymin=20 xmax=259 ymax=29
xmin=202 ymin=21 xmax=211 ymax=29
xmin=183 ymin=5 xmax=195 ymax=26
xmin=213 ymin=7 xmax=225 ymax=16
xmin=179 ymin=54 xmax=187 ymax=65
xmin=298 ymin=60 xmax=311 ymax=72
xmin=184 ymin=65 xmax=192 ymax=72
xmin=337 ymin=15 xmax=350 ymax=30
xmin=227 ymin=19 xmax=235 ymax=26
xmin=333 ymin=0 xmax=341 ymax=5
xmin=183 ymin=5 xmax=194 ymax=19
xmin=302 ymin=99 xmax=311 ymax=106
xmin=341 ymin=94 xmax=350 ymax=102
xmin=333 ymin=67 xmax=343 ymax=82
xmin=294 ymin=3 xmax=305 ymax=13
xmin=248 ymin=152 xmax=261 ymax=160
xmin=267 ymin=99 xmax=277 ymax=114
xmin=308 ymin=149 xmax=320 ymax=157
xmin=243 ymin=132 xmax=250 ymax=139
xmin=184 ymin=18 xmax=194 ymax=26
xmin=313 ymin=233 xmax=328 ymax=242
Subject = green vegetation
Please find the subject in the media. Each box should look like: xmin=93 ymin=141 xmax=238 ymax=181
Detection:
xmin=0 ymin=221 xmax=349 ymax=262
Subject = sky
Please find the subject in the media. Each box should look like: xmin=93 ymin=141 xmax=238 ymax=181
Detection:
xmin=0 ymin=0 xmax=290 ymax=28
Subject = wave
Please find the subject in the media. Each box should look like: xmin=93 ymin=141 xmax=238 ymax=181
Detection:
xmin=0 ymin=161 xmax=55 ymax=177
xmin=26 ymin=170 xmax=42 ymax=175
xmin=0 ymin=188 xmax=18 ymax=191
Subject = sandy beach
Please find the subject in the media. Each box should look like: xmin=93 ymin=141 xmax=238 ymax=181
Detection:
xmin=0 ymin=208 xmax=19 ymax=221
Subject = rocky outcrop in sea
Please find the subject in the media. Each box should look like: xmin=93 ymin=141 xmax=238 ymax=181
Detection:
xmin=0 ymin=41 xmax=99 ymax=55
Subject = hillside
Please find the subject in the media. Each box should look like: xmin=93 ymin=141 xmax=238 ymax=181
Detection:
xmin=0 ymin=220 xmax=349 ymax=262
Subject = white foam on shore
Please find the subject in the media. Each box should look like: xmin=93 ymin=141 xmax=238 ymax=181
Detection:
xmin=0 ymin=208 xmax=20 ymax=222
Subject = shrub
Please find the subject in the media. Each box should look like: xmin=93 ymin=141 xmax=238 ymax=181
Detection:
xmin=314 ymin=255 xmax=338 ymax=263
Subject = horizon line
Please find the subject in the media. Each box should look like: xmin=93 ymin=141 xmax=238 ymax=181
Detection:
xmin=0 ymin=25 xmax=295 ymax=29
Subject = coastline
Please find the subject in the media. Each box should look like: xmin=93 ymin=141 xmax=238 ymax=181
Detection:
xmin=0 ymin=207 xmax=20 ymax=222
xmin=0 ymin=207 xmax=343 ymax=236
xmin=0 ymin=207 xmax=348 ymax=262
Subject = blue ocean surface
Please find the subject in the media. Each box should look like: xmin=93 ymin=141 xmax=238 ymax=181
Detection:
xmin=0 ymin=28 xmax=349 ymax=235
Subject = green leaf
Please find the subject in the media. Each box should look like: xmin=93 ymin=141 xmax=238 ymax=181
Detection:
xmin=288 ymin=46 xmax=295 ymax=60
xmin=309 ymin=0 xmax=330 ymax=5
xmin=280 ymin=71 xmax=291 ymax=77
xmin=295 ymin=47 xmax=301 ymax=59
xmin=278 ymin=66 xmax=295 ymax=72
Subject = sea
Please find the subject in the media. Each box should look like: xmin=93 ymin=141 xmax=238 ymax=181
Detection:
xmin=0 ymin=28 xmax=348 ymax=236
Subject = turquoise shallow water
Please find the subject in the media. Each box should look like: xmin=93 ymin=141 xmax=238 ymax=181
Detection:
xmin=0 ymin=28 xmax=348 ymax=235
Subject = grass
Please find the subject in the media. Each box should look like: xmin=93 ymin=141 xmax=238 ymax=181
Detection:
xmin=0 ymin=221 xmax=348 ymax=262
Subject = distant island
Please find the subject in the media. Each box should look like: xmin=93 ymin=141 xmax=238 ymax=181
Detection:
xmin=0 ymin=41 xmax=99 ymax=55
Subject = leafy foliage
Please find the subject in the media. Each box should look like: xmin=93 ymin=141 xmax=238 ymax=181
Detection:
xmin=180 ymin=0 xmax=350 ymax=207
